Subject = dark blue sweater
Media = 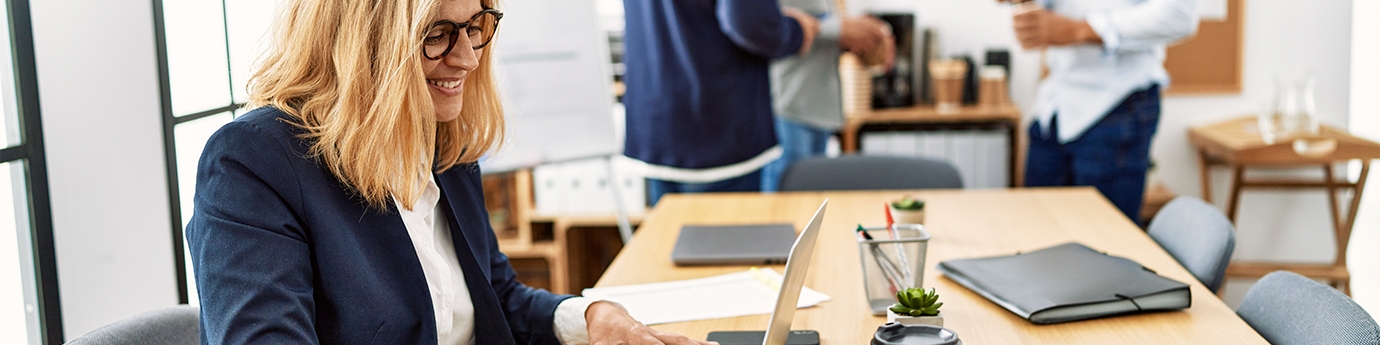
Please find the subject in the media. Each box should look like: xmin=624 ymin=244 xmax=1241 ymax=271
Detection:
xmin=622 ymin=0 xmax=805 ymax=169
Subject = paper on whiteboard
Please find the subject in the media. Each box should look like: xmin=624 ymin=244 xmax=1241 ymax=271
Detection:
xmin=581 ymin=269 xmax=832 ymax=325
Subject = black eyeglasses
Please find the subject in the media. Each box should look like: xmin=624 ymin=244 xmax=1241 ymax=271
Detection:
xmin=423 ymin=8 xmax=503 ymax=60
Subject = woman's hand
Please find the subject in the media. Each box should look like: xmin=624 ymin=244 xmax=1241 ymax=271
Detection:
xmin=586 ymin=301 xmax=718 ymax=345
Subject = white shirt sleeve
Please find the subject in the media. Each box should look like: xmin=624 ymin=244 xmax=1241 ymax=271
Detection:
xmin=552 ymin=297 xmax=596 ymax=344
xmin=1088 ymin=0 xmax=1200 ymax=53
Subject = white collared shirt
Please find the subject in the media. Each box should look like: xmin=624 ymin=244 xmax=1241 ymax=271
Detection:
xmin=395 ymin=172 xmax=595 ymax=345
xmin=1031 ymin=0 xmax=1198 ymax=143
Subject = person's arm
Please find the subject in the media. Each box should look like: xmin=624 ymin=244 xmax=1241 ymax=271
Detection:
xmin=1085 ymin=0 xmax=1199 ymax=53
xmin=549 ymin=297 xmax=715 ymax=345
xmin=468 ymin=165 xmax=571 ymax=343
xmin=1010 ymin=0 xmax=1198 ymax=52
xmin=466 ymin=169 xmax=707 ymax=345
xmin=187 ymin=121 xmax=318 ymax=345
xmin=1011 ymin=3 xmax=1102 ymax=49
xmin=839 ymin=15 xmax=894 ymax=69
xmin=715 ymin=0 xmax=818 ymax=58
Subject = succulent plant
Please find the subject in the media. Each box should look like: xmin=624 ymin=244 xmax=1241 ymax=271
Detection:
xmin=890 ymin=196 xmax=925 ymax=211
xmin=889 ymin=287 xmax=942 ymax=316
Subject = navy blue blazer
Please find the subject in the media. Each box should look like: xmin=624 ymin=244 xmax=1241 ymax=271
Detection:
xmin=187 ymin=107 xmax=570 ymax=345
xmin=622 ymin=0 xmax=802 ymax=169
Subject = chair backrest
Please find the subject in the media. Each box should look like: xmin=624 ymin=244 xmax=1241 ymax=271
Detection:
xmin=1238 ymin=271 xmax=1380 ymax=345
xmin=778 ymin=155 xmax=963 ymax=192
xmin=66 ymin=305 xmax=199 ymax=345
xmin=1146 ymin=196 xmax=1236 ymax=292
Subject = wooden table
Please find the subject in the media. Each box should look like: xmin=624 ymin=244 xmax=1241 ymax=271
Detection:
xmin=1189 ymin=117 xmax=1380 ymax=295
xmin=596 ymin=189 xmax=1266 ymax=344
xmin=841 ymin=104 xmax=1024 ymax=187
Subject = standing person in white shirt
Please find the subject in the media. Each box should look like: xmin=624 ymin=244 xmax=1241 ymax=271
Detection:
xmin=1006 ymin=0 xmax=1198 ymax=224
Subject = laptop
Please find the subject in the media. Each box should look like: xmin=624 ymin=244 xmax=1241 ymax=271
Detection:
xmin=706 ymin=200 xmax=828 ymax=345
xmin=671 ymin=224 xmax=796 ymax=266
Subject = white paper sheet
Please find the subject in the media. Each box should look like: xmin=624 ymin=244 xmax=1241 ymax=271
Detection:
xmin=580 ymin=268 xmax=832 ymax=325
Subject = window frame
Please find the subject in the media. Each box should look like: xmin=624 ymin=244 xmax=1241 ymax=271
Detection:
xmin=3 ymin=0 xmax=62 ymax=343
xmin=151 ymin=0 xmax=243 ymax=305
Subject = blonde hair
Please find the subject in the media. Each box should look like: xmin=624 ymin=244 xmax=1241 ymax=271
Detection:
xmin=246 ymin=0 xmax=505 ymax=211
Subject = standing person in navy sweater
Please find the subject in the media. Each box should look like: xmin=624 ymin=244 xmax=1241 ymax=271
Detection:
xmin=622 ymin=0 xmax=820 ymax=205
xmin=187 ymin=0 xmax=712 ymax=344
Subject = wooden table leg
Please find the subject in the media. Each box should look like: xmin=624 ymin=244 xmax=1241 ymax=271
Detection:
xmin=1199 ymin=151 xmax=1214 ymax=203
xmin=1226 ymin=165 xmax=1245 ymax=223
xmin=842 ymin=122 xmax=860 ymax=154
xmin=1322 ymin=164 xmax=1348 ymax=294
xmin=550 ymin=219 xmax=571 ymax=294
xmin=1334 ymin=161 xmax=1370 ymax=295
xmin=1323 ymin=164 xmax=1344 ymax=249
xmin=1012 ymin=120 xmax=1024 ymax=188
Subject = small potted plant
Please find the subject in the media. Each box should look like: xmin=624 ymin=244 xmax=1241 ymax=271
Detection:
xmin=888 ymin=196 xmax=925 ymax=225
xmin=887 ymin=287 xmax=944 ymax=326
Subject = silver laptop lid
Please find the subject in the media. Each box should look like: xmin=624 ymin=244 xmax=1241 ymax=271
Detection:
xmin=762 ymin=199 xmax=828 ymax=345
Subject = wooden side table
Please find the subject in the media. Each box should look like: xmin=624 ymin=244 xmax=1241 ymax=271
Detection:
xmin=1188 ymin=117 xmax=1380 ymax=295
xmin=841 ymin=104 xmax=1024 ymax=187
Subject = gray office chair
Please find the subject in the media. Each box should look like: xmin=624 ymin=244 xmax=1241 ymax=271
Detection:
xmin=1237 ymin=271 xmax=1380 ymax=345
xmin=66 ymin=305 xmax=199 ymax=345
xmin=1146 ymin=196 xmax=1235 ymax=293
xmin=779 ymin=155 xmax=963 ymax=191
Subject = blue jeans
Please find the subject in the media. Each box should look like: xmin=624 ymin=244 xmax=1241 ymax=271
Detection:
xmin=761 ymin=117 xmax=832 ymax=192
xmin=647 ymin=169 xmax=763 ymax=207
xmin=1025 ymin=85 xmax=1160 ymax=225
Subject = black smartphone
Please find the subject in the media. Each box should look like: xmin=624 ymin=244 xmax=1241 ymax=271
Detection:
xmin=706 ymin=330 xmax=821 ymax=345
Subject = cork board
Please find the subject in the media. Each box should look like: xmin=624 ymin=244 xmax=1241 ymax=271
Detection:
xmin=1164 ymin=0 xmax=1243 ymax=94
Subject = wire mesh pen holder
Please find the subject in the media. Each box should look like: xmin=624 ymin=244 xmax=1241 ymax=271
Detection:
xmin=857 ymin=224 xmax=931 ymax=315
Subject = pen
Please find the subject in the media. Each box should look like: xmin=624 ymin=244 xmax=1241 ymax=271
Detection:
xmin=856 ymin=224 xmax=874 ymax=240
xmin=884 ymin=204 xmax=895 ymax=238
xmin=884 ymin=205 xmax=915 ymax=286
xmin=858 ymin=224 xmax=904 ymax=293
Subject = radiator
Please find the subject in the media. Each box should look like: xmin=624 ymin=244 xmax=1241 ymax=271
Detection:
xmin=858 ymin=130 xmax=1011 ymax=189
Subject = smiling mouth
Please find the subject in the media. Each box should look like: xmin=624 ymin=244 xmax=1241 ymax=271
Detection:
xmin=427 ymin=79 xmax=462 ymax=88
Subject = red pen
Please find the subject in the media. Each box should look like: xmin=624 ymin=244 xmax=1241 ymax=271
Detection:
xmin=884 ymin=204 xmax=897 ymax=239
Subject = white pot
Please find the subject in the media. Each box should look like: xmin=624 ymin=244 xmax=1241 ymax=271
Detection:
xmin=889 ymin=207 xmax=925 ymax=225
xmin=887 ymin=309 xmax=943 ymax=327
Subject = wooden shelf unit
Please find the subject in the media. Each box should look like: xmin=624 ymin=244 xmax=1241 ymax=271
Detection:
xmin=842 ymin=104 xmax=1025 ymax=187
xmin=483 ymin=168 xmax=644 ymax=294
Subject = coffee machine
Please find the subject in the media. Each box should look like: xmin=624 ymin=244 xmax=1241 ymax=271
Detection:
xmin=870 ymin=13 xmax=915 ymax=109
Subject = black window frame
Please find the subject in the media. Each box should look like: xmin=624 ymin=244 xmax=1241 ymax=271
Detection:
xmin=3 ymin=0 xmax=62 ymax=343
xmin=150 ymin=0 xmax=243 ymax=305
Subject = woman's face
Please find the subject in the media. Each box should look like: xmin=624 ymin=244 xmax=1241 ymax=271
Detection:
xmin=422 ymin=0 xmax=484 ymax=123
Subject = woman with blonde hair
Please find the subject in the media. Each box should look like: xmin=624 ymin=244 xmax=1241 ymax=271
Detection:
xmin=186 ymin=0 xmax=711 ymax=344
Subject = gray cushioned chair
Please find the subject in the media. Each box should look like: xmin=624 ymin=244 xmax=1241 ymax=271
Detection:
xmin=1146 ymin=196 xmax=1236 ymax=293
xmin=779 ymin=155 xmax=963 ymax=191
xmin=1237 ymin=271 xmax=1380 ymax=345
xmin=66 ymin=305 xmax=199 ymax=345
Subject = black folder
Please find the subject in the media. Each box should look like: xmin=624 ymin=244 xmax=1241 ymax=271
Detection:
xmin=937 ymin=242 xmax=1191 ymax=324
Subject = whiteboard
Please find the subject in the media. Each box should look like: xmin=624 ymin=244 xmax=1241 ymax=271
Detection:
xmin=480 ymin=0 xmax=619 ymax=173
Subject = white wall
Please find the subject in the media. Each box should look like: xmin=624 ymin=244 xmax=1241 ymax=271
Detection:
xmin=1349 ymin=0 xmax=1379 ymax=316
xmin=851 ymin=0 xmax=1356 ymax=304
xmin=1160 ymin=1 xmax=1352 ymax=306
xmin=30 ymin=0 xmax=178 ymax=338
